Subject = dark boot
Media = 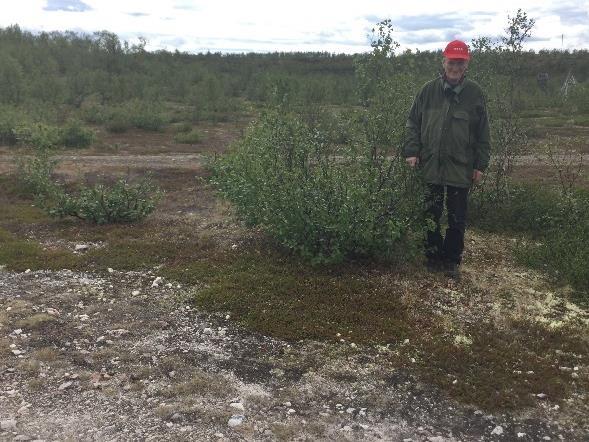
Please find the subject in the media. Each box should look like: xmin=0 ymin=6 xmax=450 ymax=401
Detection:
xmin=444 ymin=262 xmax=461 ymax=281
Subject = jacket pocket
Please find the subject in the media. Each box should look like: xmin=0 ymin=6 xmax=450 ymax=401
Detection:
xmin=449 ymin=111 xmax=471 ymax=165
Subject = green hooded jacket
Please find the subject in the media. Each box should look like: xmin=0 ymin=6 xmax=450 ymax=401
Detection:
xmin=404 ymin=76 xmax=491 ymax=188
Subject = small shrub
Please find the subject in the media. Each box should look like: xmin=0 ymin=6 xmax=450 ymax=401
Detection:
xmin=105 ymin=109 xmax=131 ymax=133
xmin=125 ymin=100 xmax=167 ymax=132
xmin=15 ymin=123 xmax=60 ymax=151
xmin=59 ymin=119 xmax=95 ymax=148
xmin=15 ymin=149 xmax=60 ymax=199
xmin=172 ymin=122 xmax=192 ymax=133
xmin=470 ymin=185 xmax=589 ymax=303
xmin=50 ymin=176 xmax=162 ymax=224
xmin=173 ymin=129 xmax=202 ymax=144
xmin=0 ymin=108 xmax=27 ymax=145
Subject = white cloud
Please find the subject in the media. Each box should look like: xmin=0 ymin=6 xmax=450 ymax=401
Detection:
xmin=1 ymin=0 xmax=587 ymax=53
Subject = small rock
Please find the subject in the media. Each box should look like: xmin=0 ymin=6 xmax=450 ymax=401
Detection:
xmin=214 ymin=433 xmax=224 ymax=439
xmin=13 ymin=329 xmax=23 ymax=335
xmin=108 ymin=268 xmax=114 ymax=273
xmin=79 ymin=314 xmax=90 ymax=321
xmin=342 ymin=425 xmax=352 ymax=432
xmin=287 ymin=408 xmax=296 ymax=414
xmin=152 ymin=277 xmax=163 ymax=287
xmin=132 ymin=290 xmax=140 ymax=296
xmin=346 ymin=407 xmax=355 ymax=414
xmin=58 ymin=381 xmax=73 ymax=391
xmin=571 ymin=372 xmax=579 ymax=379
xmin=45 ymin=308 xmax=60 ymax=316
xmin=543 ymin=437 xmax=551 ymax=441
xmin=225 ymin=314 xmax=230 ymax=320
xmin=11 ymin=349 xmax=22 ymax=355
xmin=283 ymin=401 xmax=292 ymax=407
xmin=228 ymin=415 xmax=244 ymax=427
xmin=536 ymin=393 xmax=547 ymax=399
xmin=230 ymin=402 xmax=244 ymax=411
xmin=1 ymin=419 xmax=17 ymax=431
xmin=171 ymin=413 xmax=182 ymax=421
xmin=24 ymin=269 xmax=31 ymax=274
xmin=203 ymin=328 xmax=213 ymax=334
xmin=491 ymin=426 xmax=504 ymax=436
xmin=75 ymin=244 xmax=89 ymax=251
xmin=517 ymin=433 xmax=527 ymax=438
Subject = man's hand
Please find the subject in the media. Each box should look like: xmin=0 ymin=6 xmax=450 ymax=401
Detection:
xmin=472 ymin=169 xmax=483 ymax=184
xmin=406 ymin=157 xmax=419 ymax=168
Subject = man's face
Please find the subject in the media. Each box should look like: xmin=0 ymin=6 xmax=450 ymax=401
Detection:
xmin=442 ymin=57 xmax=469 ymax=85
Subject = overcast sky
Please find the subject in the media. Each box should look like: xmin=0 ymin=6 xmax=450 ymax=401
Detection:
xmin=2 ymin=0 xmax=588 ymax=54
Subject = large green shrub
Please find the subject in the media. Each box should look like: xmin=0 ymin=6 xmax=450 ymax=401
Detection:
xmin=213 ymin=111 xmax=425 ymax=264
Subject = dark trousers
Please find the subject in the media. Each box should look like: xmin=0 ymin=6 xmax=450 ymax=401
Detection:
xmin=425 ymin=184 xmax=469 ymax=265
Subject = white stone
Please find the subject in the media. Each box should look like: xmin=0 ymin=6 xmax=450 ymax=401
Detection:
xmin=46 ymin=308 xmax=60 ymax=316
xmin=228 ymin=415 xmax=244 ymax=427
xmin=517 ymin=433 xmax=527 ymax=438
xmin=75 ymin=244 xmax=89 ymax=251
xmin=230 ymin=402 xmax=244 ymax=411
xmin=287 ymin=409 xmax=296 ymax=414
xmin=491 ymin=426 xmax=504 ymax=435
xmin=342 ymin=425 xmax=352 ymax=432
xmin=0 ymin=419 xmax=17 ymax=431
xmin=346 ymin=407 xmax=355 ymax=414
xmin=108 ymin=268 xmax=114 ymax=273
xmin=13 ymin=329 xmax=22 ymax=335
xmin=203 ymin=328 xmax=213 ymax=334
xmin=152 ymin=277 xmax=163 ymax=287
xmin=536 ymin=393 xmax=547 ymax=399
xmin=58 ymin=381 xmax=73 ymax=391
xmin=283 ymin=402 xmax=292 ymax=407
xmin=24 ymin=269 xmax=31 ymax=274
xmin=132 ymin=290 xmax=140 ymax=296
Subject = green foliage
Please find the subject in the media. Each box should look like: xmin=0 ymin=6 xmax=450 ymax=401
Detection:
xmin=59 ymin=119 xmax=95 ymax=148
xmin=49 ymin=177 xmax=162 ymax=224
xmin=213 ymin=110 xmax=425 ymax=264
xmin=15 ymin=123 xmax=60 ymax=151
xmin=213 ymin=21 xmax=425 ymax=264
xmin=470 ymin=9 xmax=535 ymax=201
xmin=173 ymin=129 xmax=202 ymax=144
xmin=14 ymin=134 xmax=162 ymax=224
xmin=15 ymin=148 xmax=60 ymax=199
xmin=0 ymin=107 xmax=28 ymax=145
xmin=470 ymin=185 xmax=589 ymax=302
xmin=105 ymin=108 xmax=132 ymax=133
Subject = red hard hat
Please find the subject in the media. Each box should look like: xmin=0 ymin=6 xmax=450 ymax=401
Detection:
xmin=443 ymin=40 xmax=470 ymax=60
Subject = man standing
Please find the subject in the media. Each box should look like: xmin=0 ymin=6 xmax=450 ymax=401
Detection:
xmin=404 ymin=40 xmax=490 ymax=280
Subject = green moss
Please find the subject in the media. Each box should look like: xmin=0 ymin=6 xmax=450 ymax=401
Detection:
xmin=418 ymin=320 xmax=588 ymax=410
xmin=0 ymin=227 xmax=79 ymax=271
xmin=163 ymin=248 xmax=415 ymax=343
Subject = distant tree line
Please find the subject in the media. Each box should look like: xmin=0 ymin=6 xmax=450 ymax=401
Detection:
xmin=1 ymin=24 xmax=588 ymax=112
